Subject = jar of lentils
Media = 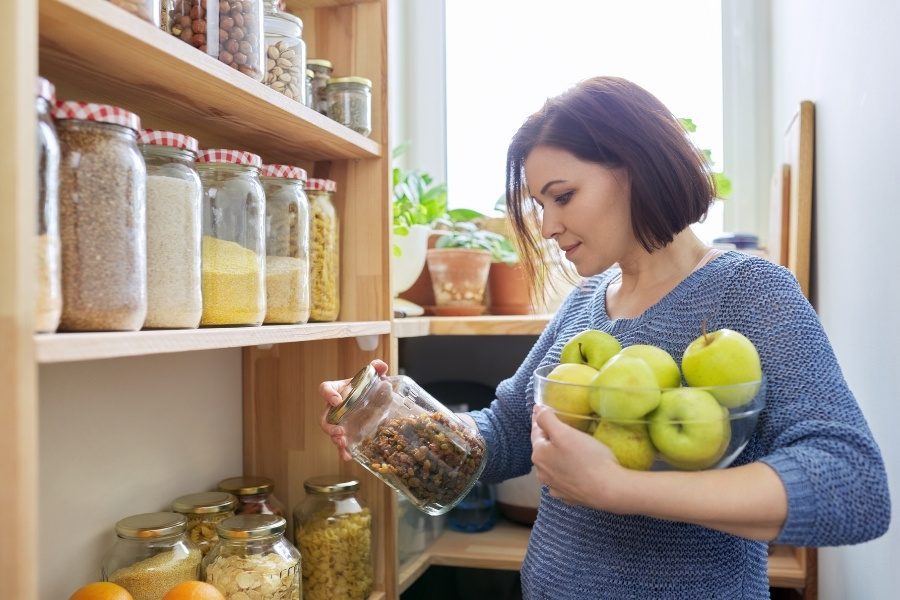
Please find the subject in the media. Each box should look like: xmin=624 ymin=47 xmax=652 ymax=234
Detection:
xmin=306 ymin=58 xmax=333 ymax=114
xmin=52 ymin=101 xmax=147 ymax=332
xmin=326 ymin=76 xmax=372 ymax=137
xmin=218 ymin=475 xmax=286 ymax=516
xmin=35 ymin=77 xmax=61 ymax=333
xmin=263 ymin=8 xmax=306 ymax=103
xmin=172 ymin=491 xmax=237 ymax=557
xmin=306 ymin=178 xmax=339 ymax=322
xmin=109 ymin=0 xmax=161 ymax=26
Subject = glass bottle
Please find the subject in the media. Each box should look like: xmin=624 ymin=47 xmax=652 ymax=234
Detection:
xmin=172 ymin=491 xmax=237 ymax=557
xmin=196 ymin=149 xmax=266 ymax=327
xmin=139 ymin=130 xmax=203 ymax=329
xmin=217 ymin=475 xmax=286 ymax=516
xmin=325 ymin=76 xmax=372 ymax=137
xmin=35 ymin=77 xmax=61 ymax=333
xmin=109 ymin=0 xmax=162 ymax=26
xmin=306 ymin=58 xmax=333 ymax=114
xmin=327 ymin=364 xmax=488 ymax=515
xmin=306 ymin=178 xmax=339 ymax=321
xmin=263 ymin=9 xmax=307 ymax=104
xmin=293 ymin=475 xmax=372 ymax=600
xmin=261 ymin=164 xmax=310 ymax=324
xmin=52 ymin=101 xmax=147 ymax=332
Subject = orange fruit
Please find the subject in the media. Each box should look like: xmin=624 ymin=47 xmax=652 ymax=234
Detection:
xmin=161 ymin=582 xmax=226 ymax=600
xmin=69 ymin=582 xmax=133 ymax=600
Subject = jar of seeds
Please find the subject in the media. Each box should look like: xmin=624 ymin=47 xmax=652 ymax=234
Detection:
xmin=218 ymin=476 xmax=286 ymax=517
xmin=202 ymin=514 xmax=301 ymax=600
xmin=306 ymin=58 xmax=333 ymax=114
xmin=172 ymin=491 xmax=237 ymax=557
xmin=109 ymin=0 xmax=161 ymax=26
xmin=261 ymin=164 xmax=310 ymax=324
xmin=306 ymin=178 xmax=339 ymax=322
xmin=196 ymin=149 xmax=266 ymax=327
xmin=139 ymin=129 xmax=203 ymax=329
xmin=325 ymin=76 xmax=372 ymax=137
xmin=263 ymin=9 xmax=306 ymax=103
xmin=52 ymin=101 xmax=147 ymax=332
xmin=35 ymin=77 xmax=61 ymax=333
xmin=102 ymin=512 xmax=201 ymax=600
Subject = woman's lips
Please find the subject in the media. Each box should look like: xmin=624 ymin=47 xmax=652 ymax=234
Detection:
xmin=560 ymin=242 xmax=580 ymax=259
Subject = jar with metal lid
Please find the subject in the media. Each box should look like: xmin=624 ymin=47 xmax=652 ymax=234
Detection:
xmin=109 ymin=0 xmax=161 ymax=26
xmin=304 ymin=68 xmax=315 ymax=110
xmin=197 ymin=149 xmax=266 ymax=327
xmin=261 ymin=164 xmax=310 ymax=324
xmin=102 ymin=512 xmax=202 ymax=598
xmin=35 ymin=77 xmax=61 ymax=333
xmin=218 ymin=475 xmax=286 ymax=516
xmin=52 ymin=101 xmax=147 ymax=332
xmin=325 ymin=76 xmax=372 ymax=137
xmin=293 ymin=475 xmax=372 ymax=600
xmin=139 ymin=129 xmax=203 ymax=329
xmin=306 ymin=58 xmax=333 ymax=114
xmin=168 ymin=0 xmax=264 ymax=81
xmin=327 ymin=365 xmax=488 ymax=515
xmin=263 ymin=9 xmax=307 ymax=103
xmin=306 ymin=178 xmax=339 ymax=321
xmin=172 ymin=491 xmax=237 ymax=557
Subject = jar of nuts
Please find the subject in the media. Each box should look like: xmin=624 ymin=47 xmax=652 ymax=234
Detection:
xmin=327 ymin=364 xmax=488 ymax=515
xmin=325 ymin=76 xmax=372 ymax=137
xmin=35 ymin=77 xmax=61 ymax=334
xmin=306 ymin=178 xmax=339 ymax=322
xmin=172 ymin=491 xmax=237 ymax=557
xmin=168 ymin=0 xmax=265 ymax=81
xmin=306 ymin=58 xmax=333 ymax=114
xmin=109 ymin=0 xmax=162 ymax=26
xmin=263 ymin=9 xmax=306 ymax=103
xmin=217 ymin=475 xmax=286 ymax=516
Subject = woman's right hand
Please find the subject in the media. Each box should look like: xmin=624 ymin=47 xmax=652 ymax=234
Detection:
xmin=318 ymin=359 xmax=389 ymax=461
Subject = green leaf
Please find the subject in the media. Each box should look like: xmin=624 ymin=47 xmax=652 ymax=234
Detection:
xmin=448 ymin=208 xmax=486 ymax=222
xmin=678 ymin=117 xmax=697 ymax=133
xmin=392 ymin=244 xmax=402 ymax=257
xmin=713 ymin=172 xmax=732 ymax=199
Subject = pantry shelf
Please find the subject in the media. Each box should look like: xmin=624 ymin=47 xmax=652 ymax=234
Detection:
xmin=393 ymin=314 xmax=553 ymax=338
xmin=289 ymin=0 xmax=380 ymax=8
xmin=38 ymin=0 xmax=381 ymax=164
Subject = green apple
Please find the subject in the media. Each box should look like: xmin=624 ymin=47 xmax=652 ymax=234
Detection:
xmin=618 ymin=345 xmax=682 ymax=388
xmin=542 ymin=363 xmax=599 ymax=431
xmin=593 ymin=420 xmax=657 ymax=471
xmin=648 ymin=388 xmax=731 ymax=470
xmin=589 ymin=355 xmax=661 ymax=420
xmin=681 ymin=327 xmax=763 ymax=408
xmin=560 ymin=329 xmax=622 ymax=371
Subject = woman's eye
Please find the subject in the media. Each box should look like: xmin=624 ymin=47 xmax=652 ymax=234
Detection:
xmin=555 ymin=191 xmax=573 ymax=205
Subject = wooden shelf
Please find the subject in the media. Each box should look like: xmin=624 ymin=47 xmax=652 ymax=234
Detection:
xmin=36 ymin=321 xmax=390 ymax=363
xmin=767 ymin=544 xmax=808 ymax=588
xmin=38 ymin=0 xmax=381 ymax=164
xmin=288 ymin=0 xmax=379 ymax=8
xmin=393 ymin=314 xmax=552 ymax=338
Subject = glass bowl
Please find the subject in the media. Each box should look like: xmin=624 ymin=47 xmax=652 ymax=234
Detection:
xmin=533 ymin=364 xmax=765 ymax=471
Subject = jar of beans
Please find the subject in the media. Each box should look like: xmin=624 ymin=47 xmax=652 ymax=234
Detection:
xmin=327 ymin=364 xmax=488 ymax=515
xmin=109 ymin=0 xmax=161 ymax=26
xmin=52 ymin=101 xmax=147 ymax=332
xmin=306 ymin=58 xmax=333 ymax=114
xmin=326 ymin=76 xmax=372 ymax=137
xmin=263 ymin=9 xmax=306 ymax=103
xmin=172 ymin=491 xmax=237 ymax=557
xmin=306 ymin=178 xmax=339 ymax=321
xmin=168 ymin=0 xmax=264 ymax=81
xmin=196 ymin=149 xmax=266 ymax=327
xmin=217 ymin=475 xmax=286 ymax=517
xmin=261 ymin=164 xmax=310 ymax=324
xmin=35 ymin=77 xmax=61 ymax=333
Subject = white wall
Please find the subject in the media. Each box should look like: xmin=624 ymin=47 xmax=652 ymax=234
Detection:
xmin=768 ymin=1 xmax=900 ymax=597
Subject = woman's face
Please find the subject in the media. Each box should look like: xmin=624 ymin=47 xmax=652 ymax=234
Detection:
xmin=524 ymin=145 xmax=634 ymax=277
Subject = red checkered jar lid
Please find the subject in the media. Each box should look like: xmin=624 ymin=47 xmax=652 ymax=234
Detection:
xmin=197 ymin=149 xmax=262 ymax=168
xmin=306 ymin=178 xmax=337 ymax=193
xmin=51 ymin=101 xmax=141 ymax=132
xmin=260 ymin=164 xmax=308 ymax=181
xmin=36 ymin=77 xmax=55 ymax=103
xmin=139 ymin=129 xmax=200 ymax=154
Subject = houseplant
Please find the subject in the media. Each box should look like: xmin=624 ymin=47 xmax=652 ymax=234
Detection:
xmin=426 ymin=222 xmax=500 ymax=316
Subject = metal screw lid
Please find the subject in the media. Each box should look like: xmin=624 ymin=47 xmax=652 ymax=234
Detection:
xmin=115 ymin=512 xmax=187 ymax=539
xmin=172 ymin=491 xmax=237 ymax=515
xmin=303 ymin=475 xmax=360 ymax=495
xmin=326 ymin=364 xmax=378 ymax=424
xmin=218 ymin=476 xmax=275 ymax=496
xmin=327 ymin=76 xmax=372 ymax=88
xmin=217 ymin=514 xmax=286 ymax=540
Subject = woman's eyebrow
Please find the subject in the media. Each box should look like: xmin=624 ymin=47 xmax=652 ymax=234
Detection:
xmin=540 ymin=179 xmax=566 ymax=195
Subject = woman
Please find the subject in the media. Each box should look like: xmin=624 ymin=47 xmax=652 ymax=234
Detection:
xmin=320 ymin=77 xmax=890 ymax=598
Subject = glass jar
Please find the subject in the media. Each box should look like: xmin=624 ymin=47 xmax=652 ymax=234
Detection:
xmin=325 ymin=76 xmax=372 ymax=137
xmin=264 ymin=10 xmax=306 ymax=104
xmin=109 ymin=0 xmax=162 ymax=26
xmin=35 ymin=77 xmax=61 ymax=333
xmin=203 ymin=514 xmax=300 ymax=599
xmin=197 ymin=149 xmax=266 ymax=327
xmin=140 ymin=130 xmax=203 ymax=329
xmin=327 ymin=365 xmax=488 ymax=515
xmin=306 ymin=178 xmax=339 ymax=322
xmin=52 ymin=101 xmax=147 ymax=332
xmin=261 ymin=164 xmax=310 ymax=324
xmin=102 ymin=512 xmax=202 ymax=598
xmin=305 ymin=69 xmax=314 ymax=110
xmin=168 ymin=0 xmax=264 ymax=81
xmin=218 ymin=476 xmax=286 ymax=516
xmin=172 ymin=491 xmax=237 ymax=557
xmin=293 ymin=475 xmax=372 ymax=600
xmin=306 ymin=58 xmax=333 ymax=115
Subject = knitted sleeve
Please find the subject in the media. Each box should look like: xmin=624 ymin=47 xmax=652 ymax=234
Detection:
xmin=714 ymin=258 xmax=891 ymax=546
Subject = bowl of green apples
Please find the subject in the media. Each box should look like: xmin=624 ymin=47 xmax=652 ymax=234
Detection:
xmin=533 ymin=328 xmax=766 ymax=471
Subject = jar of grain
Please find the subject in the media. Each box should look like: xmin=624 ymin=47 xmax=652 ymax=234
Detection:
xmin=168 ymin=0 xmax=264 ymax=81
xmin=202 ymin=514 xmax=300 ymax=599
xmin=172 ymin=491 xmax=237 ymax=557
xmin=293 ymin=475 xmax=372 ymax=600
xmin=261 ymin=164 xmax=310 ymax=324
xmin=327 ymin=364 xmax=487 ymax=515
xmin=139 ymin=130 xmax=203 ymax=329
xmin=325 ymin=76 xmax=372 ymax=137
xmin=306 ymin=58 xmax=333 ymax=114
xmin=52 ymin=101 xmax=147 ymax=332
xmin=109 ymin=0 xmax=161 ymax=26
xmin=196 ymin=149 xmax=266 ymax=327
xmin=306 ymin=178 xmax=339 ymax=322
xmin=35 ymin=77 xmax=61 ymax=333
xmin=217 ymin=475 xmax=286 ymax=517
xmin=102 ymin=512 xmax=201 ymax=599
xmin=263 ymin=9 xmax=306 ymax=103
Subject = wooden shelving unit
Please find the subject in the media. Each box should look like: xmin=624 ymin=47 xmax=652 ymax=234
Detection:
xmin=393 ymin=314 xmax=552 ymax=338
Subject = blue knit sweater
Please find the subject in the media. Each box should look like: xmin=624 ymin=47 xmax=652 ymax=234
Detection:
xmin=469 ymin=251 xmax=890 ymax=599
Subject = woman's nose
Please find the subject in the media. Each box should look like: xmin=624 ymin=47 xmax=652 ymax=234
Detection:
xmin=540 ymin=210 xmax=562 ymax=240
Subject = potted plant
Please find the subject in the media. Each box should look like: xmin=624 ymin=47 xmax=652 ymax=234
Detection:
xmin=486 ymin=234 xmax=534 ymax=315
xmin=426 ymin=222 xmax=500 ymax=316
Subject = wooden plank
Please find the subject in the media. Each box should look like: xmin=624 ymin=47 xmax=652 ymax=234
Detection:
xmin=429 ymin=315 xmax=552 ymax=336
xmin=429 ymin=520 xmax=531 ymax=571
xmin=398 ymin=550 xmax=432 ymax=594
xmin=768 ymin=544 xmax=807 ymax=588
xmin=392 ymin=318 xmax=432 ymax=338
xmin=784 ymin=101 xmax=815 ymax=299
xmin=288 ymin=0 xmax=380 ymax=9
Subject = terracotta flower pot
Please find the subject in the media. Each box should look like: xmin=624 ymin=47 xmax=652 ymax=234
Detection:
xmin=425 ymin=248 xmax=492 ymax=316
xmin=488 ymin=261 xmax=532 ymax=315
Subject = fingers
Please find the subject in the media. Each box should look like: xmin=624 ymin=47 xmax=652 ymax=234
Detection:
xmin=371 ymin=359 xmax=389 ymax=376
xmin=534 ymin=403 xmax=567 ymax=439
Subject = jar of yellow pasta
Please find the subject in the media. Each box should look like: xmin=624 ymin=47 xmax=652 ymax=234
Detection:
xmin=293 ymin=475 xmax=372 ymax=600
xmin=305 ymin=178 xmax=339 ymax=321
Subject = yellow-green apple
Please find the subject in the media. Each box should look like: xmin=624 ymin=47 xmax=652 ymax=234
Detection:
xmin=593 ymin=420 xmax=657 ymax=471
xmin=648 ymin=388 xmax=731 ymax=470
xmin=589 ymin=355 xmax=661 ymax=420
xmin=618 ymin=345 xmax=682 ymax=388
xmin=681 ymin=327 xmax=762 ymax=408
xmin=560 ymin=329 xmax=622 ymax=371
xmin=541 ymin=363 xmax=598 ymax=431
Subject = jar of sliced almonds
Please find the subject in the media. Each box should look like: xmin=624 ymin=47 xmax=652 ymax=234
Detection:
xmin=172 ymin=491 xmax=237 ymax=557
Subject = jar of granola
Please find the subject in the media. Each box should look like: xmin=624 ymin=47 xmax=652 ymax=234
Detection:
xmin=306 ymin=178 xmax=339 ymax=321
xmin=217 ymin=475 xmax=286 ymax=517
xmin=327 ymin=364 xmax=487 ymax=515
xmin=172 ymin=491 xmax=237 ymax=557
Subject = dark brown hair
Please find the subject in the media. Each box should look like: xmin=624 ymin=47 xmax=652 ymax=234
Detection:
xmin=506 ymin=76 xmax=716 ymax=297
